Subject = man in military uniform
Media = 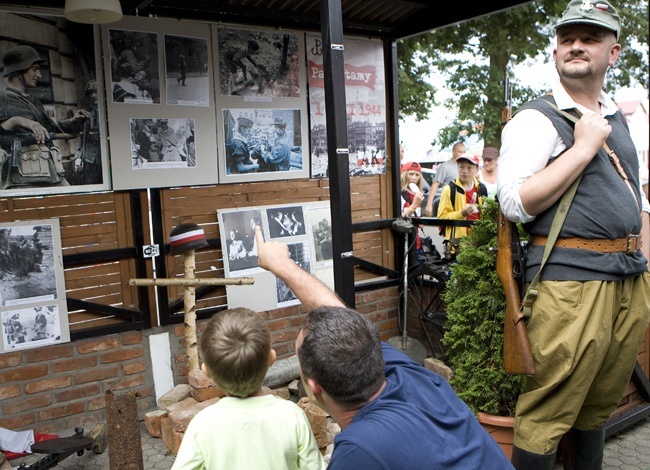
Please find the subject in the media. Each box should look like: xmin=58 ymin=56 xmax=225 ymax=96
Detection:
xmin=0 ymin=45 xmax=89 ymax=188
xmin=260 ymin=117 xmax=291 ymax=172
xmin=225 ymin=116 xmax=260 ymax=174
xmin=74 ymin=80 xmax=102 ymax=184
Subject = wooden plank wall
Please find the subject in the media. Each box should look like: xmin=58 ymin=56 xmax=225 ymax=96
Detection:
xmin=158 ymin=174 xmax=397 ymax=315
xmin=0 ymin=191 xmax=140 ymax=332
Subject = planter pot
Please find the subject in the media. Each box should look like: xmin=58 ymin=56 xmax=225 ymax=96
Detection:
xmin=477 ymin=412 xmax=515 ymax=461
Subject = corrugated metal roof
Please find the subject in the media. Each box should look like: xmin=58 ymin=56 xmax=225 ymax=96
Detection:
xmin=0 ymin=0 xmax=531 ymax=39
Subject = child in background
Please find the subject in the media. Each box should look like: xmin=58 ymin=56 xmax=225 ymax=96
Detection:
xmin=437 ymin=153 xmax=488 ymax=240
xmin=172 ymin=308 xmax=325 ymax=470
xmin=400 ymin=161 xmax=425 ymax=252
xmin=400 ymin=161 xmax=424 ymax=219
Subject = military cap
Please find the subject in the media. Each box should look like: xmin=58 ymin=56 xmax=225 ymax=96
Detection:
xmin=555 ymin=0 xmax=620 ymax=39
xmin=237 ymin=116 xmax=254 ymax=128
xmin=272 ymin=117 xmax=287 ymax=128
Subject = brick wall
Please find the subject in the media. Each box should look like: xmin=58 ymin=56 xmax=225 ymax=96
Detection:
xmin=0 ymin=331 xmax=156 ymax=434
xmin=0 ymin=286 xmax=400 ymax=434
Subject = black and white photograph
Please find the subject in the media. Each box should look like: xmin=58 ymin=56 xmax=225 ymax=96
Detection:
xmin=0 ymin=223 xmax=57 ymax=307
xmin=307 ymin=205 xmax=333 ymax=263
xmin=222 ymin=108 xmax=303 ymax=176
xmin=130 ymin=118 xmax=196 ymax=169
xmin=164 ymin=34 xmax=210 ymax=106
xmin=2 ymin=305 xmax=63 ymax=351
xmin=276 ymin=241 xmax=311 ymax=307
xmin=109 ymin=29 xmax=160 ymax=104
xmin=216 ymin=27 xmax=301 ymax=98
xmin=0 ymin=11 xmax=110 ymax=197
xmin=265 ymin=206 xmax=306 ymax=239
xmin=220 ymin=208 xmax=264 ymax=274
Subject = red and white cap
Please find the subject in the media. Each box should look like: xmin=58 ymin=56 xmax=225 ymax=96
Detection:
xmin=456 ymin=153 xmax=479 ymax=165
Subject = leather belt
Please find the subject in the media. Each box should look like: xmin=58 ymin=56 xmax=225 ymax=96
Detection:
xmin=531 ymin=234 xmax=642 ymax=254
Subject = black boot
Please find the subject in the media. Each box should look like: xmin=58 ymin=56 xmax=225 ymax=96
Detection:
xmin=511 ymin=445 xmax=556 ymax=470
xmin=566 ymin=426 xmax=605 ymax=470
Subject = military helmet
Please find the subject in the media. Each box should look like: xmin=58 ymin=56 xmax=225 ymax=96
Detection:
xmin=2 ymin=45 xmax=48 ymax=77
xmin=85 ymin=80 xmax=98 ymax=95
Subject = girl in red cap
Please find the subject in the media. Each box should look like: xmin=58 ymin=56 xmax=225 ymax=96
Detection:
xmin=400 ymin=161 xmax=426 ymax=251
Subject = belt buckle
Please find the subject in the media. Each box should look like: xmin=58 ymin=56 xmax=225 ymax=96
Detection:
xmin=625 ymin=234 xmax=639 ymax=254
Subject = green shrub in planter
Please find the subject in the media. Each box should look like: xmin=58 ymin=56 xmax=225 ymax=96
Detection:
xmin=442 ymin=197 xmax=526 ymax=417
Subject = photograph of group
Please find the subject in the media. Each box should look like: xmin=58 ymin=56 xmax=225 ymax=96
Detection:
xmin=130 ymin=118 xmax=196 ymax=169
xmin=222 ymin=109 xmax=303 ymax=176
xmin=217 ymin=201 xmax=333 ymax=311
xmin=0 ymin=219 xmax=69 ymax=353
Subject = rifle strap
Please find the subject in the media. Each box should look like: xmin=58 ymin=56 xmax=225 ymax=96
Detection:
xmin=521 ymin=174 xmax=582 ymax=317
xmin=543 ymin=99 xmax=640 ymax=211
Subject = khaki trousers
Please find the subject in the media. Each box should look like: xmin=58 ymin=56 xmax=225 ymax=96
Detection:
xmin=514 ymin=273 xmax=650 ymax=454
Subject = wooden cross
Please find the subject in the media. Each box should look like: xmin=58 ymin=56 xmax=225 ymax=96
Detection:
xmin=130 ymin=246 xmax=253 ymax=373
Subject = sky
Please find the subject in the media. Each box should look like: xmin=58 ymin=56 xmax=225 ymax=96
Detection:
xmin=399 ymin=56 xmax=648 ymax=162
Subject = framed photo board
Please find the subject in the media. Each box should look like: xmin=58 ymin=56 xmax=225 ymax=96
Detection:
xmin=0 ymin=219 xmax=69 ymax=353
xmin=217 ymin=201 xmax=333 ymax=311
xmin=102 ymin=16 xmax=218 ymax=190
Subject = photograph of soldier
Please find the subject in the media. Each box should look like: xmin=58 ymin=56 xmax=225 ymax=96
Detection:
xmin=108 ymin=29 xmax=159 ymax=104
xmin=0 ymin=13 xmax=105 ymax=196
xmin=223 ymin=109 xmax=303 ymax=176
xmin=130 ymin=118 xmax=195 ymax=169
xmin=224 ymin=115 xmax=260 ymax=174
xmin=164 ymin=35 xmax=210 ymax=106
xmin=258 ymin=117 xmax=291 ymax=172
xmin=0 ymin=46 xmax=88 ymax=188
xmin=0 ymin=224 xmax=56 ymax=308
xmin=217 ymin=28 xmax=301 ymax=98
xmin=73 ymin=80 xmax=103 ymax=185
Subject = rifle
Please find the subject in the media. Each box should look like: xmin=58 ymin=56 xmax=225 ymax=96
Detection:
xmin=496 ymin=75 xmax=535 ymax=376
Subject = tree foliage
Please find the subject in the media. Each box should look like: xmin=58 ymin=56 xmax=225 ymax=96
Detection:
xmin=397 ymin=0 xmax=649 ymax=150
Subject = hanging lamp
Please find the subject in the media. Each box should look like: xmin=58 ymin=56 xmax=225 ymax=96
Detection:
xmin=64 ymin=0 xmax=123 ymax=24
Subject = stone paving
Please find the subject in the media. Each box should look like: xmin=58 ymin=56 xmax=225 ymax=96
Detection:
xmin=8 ymin=417 xmax=650 ymax=469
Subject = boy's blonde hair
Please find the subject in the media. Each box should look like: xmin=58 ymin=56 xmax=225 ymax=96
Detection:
xmin=200 ymin=307 xmax=271 ymax=398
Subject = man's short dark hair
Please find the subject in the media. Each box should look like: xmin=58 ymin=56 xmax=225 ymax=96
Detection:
xmin=299 ymin=306 xmax=385 ymax=407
